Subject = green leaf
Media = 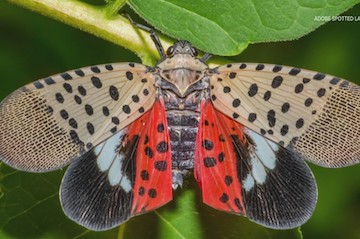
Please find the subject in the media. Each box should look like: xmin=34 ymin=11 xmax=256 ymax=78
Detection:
xmin=128 ymin=0 xmax=360 ymax=55
xmin=0 ymin=165 xmax=118 ymax=239
xmin=121 ymin=179 xmax=301 ymax=239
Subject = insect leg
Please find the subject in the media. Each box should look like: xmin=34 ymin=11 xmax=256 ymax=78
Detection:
xmin=126 ymin=14 xmax=166 ymax=60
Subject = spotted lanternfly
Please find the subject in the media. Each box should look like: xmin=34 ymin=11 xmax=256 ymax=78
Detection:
xmin=0 ymin=35 xmax=360 ymax=231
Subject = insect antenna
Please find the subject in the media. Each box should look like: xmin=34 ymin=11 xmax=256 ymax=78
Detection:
xmin=126 ymin=14 xmax=166 ymax=60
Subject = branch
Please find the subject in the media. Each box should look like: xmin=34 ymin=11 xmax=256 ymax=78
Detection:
xmin=7 ymin=0 xmax=226 ymax=67
xmin=7 ymin=0 xmax=173 ymax=65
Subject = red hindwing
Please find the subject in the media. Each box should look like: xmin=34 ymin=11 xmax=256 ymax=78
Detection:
xmin=131 ymin=99 xmax=172 ymax=215
xmin=195 ymin=100 xmax=246 ymax=215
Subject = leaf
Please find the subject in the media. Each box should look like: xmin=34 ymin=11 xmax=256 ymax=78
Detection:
xmin=121 ymin=179 xmax=302 ymax=239
xmin=128 ymin=0 xmax=360 ymax=55
xmin=0 ymin=165 xmax=119 ymax=239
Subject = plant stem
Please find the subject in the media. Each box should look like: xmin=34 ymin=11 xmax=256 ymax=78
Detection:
xmin=7 ymin=0 xmax=173 ymax=66
xmin=104 ymin=0 xmax=127 ymax=17
xmin=6 ymin=0 xmax=226 ymax=66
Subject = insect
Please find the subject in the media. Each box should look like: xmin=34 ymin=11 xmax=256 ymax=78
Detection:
xmin=0 ymin=33 xmax=360 ymax=231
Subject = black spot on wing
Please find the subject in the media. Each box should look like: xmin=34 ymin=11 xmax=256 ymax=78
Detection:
xmin=280 ymin=125 xmax=289 ymax=136
xmin=74 ymin=70 xmax=85 ymax=77
xmin=218 ymin=152 xmax=225 ymax=162
xmin=229 ymin=72 xmax=237 ymax=79
xmin=219 ymin=193 xmax=229 ymax=203
xmin=248 ymin=113 xmax=257 ymax=122
xmin=248 ymin=84 xmax=258 ymax=97
xmin=154 ymin=160 xmax=167 ymax=171
xmin=267 ymin=110 xmax=276 ymax=127
xmin=100 ymin=107 xmax=109 ymax=117
xmin=74 ymin=95 xmax=82 ymax=104
xmin=60 ymin=109 xmax=69 ymax=119
xmin=109 ymin=86 xmax=119 ymax=101
xmin=313 ymin=73 xmax=326 ymax=80
xmin=289 ymin=68 xmax=301 ymax=75
xmin=239 ymin=63 xmax=247 ymax=69
xmin=63 ymin=83 xmax=73 ymax=93
xmin=295 ymin=83 xmax=304 ymax=93
xmin=138 ymin=187 xmax=145 ymax=196
xmin=256 ymin=64 xmax=264 ymax=71
xmin=263 ymin=91 xmax=271 ymax=101
xmin=78 ymin=86 xmax=87 ymax=96
xmin=61 ymin=73 xmax=73 ymax=80
xmin=202 ymin=139 xmax=214 ymax=151
xmin=232 ymin=99 xmax=241 ymax=108
xmin=148 ymin=188 xmax=157 ymax=198
xmin=91 ymin=76 xmax=103 ymax=88
xmin=138 ymin=107 xmax=145 ymax=113
xmin=272 ymin=65 xmax=282 ymax=72
xmin=69 ymin=118 xmax=78 ymax=129
xmin=156 ymin=141 xmax=169 ymax=153
xmin=225 ymin=175 xmax=233 ymax=185
xmin=271 ymin=76 xmax=283 ymax=88
xmin=44 ymin=77 xmax=56 ymax=85
xmin=126 ymin=71 xmax=134 ymax=80
xmin=317 ymin=88 xmax=326 ymax=97
xmin=330 ymin=77 xmax=341 ymax=85
xmin=110 ymin=117 xmax=119 ymax=125
xmin=203 ymin=157 xmax=216 ymax=167
xmin=157 ymin=123 xmax=165 ymax=133
xmin=33 ymin=81 xmax=44 ymax=89
xmin=141 ymin=170 xmax=149 ymax=180
xmin=85 ymin=104 xmax=93 ymax=115
xmin=304 ymin=98 xmax=313 ymax=107
xmin=223 ymin=86 xmax=231 ymax=93
xmin=56 ymin=93 xmax=64 ymax=103
xmin=105 ymin=64 xmax=114 ymax=71
xmin=145 ymin=146 xmax=154 ymax=158
xmin=91 ymin=66 xmax=101 ymax=73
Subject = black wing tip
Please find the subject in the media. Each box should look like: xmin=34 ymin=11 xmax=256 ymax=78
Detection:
xmin=60 ymin=201 xmax=131 ymax=231
xmin=248 ymin=198 xmax=317 ymax=230
xmin=60 ymin=150 xmax=134 ymax=231
xmin=246 ymin=187 xmax=318 ymax=229
xmin=243 ymin=145 xmax=318 ymax=230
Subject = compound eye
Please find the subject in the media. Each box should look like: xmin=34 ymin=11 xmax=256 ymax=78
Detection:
xmin=191 ymin=47 xmax=198 ymax=57
xmin=166 ymin=46 xmax=174 ymax=56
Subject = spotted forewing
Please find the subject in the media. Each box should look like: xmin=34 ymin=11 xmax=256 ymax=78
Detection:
xmin=211 ymin=63 xmax=360 ymax=168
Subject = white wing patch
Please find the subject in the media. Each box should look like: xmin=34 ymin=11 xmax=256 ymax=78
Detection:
xmin=211 ymin=63 xmax=360 ymax=167
xmin=242 ymin=128 xmax=279 ymax=191
xmin=242 ymin=174 xmax=255 ymax=192
xmin=246 ymin=128 xmax=277 ymax=170
xmin=96 ymin=130 xmax=126 ymax=172
xmin=94 ymin=130 xmax=132 ymax=191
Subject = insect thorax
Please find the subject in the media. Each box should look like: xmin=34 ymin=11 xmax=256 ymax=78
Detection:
xmin=157 ymin=50 xmax=208 ymax=96
xmin=155 ymin=42 xmax=209 ymax=188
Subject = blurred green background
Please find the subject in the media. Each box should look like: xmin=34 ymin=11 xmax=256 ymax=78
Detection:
xmin=0 ymin=1 xmax=359 ymax=239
